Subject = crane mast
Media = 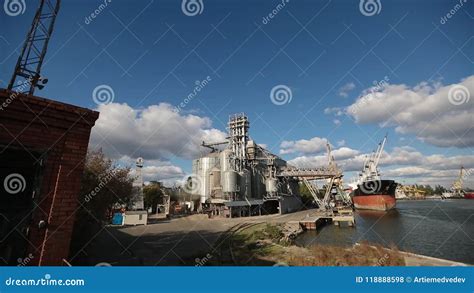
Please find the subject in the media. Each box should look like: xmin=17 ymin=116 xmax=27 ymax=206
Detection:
xmin=8 ymin=0 xmax=61 ymax=95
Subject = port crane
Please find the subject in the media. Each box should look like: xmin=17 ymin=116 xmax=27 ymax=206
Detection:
xmin=8 ymin=0 xmax=61 ymax=95
xmin=439 ymin=166 xmax=470 ymax=199
xmin=450 ymin=166 xmax=467 ymax=196
xmin=350 ymin=135 xmax=387 ymax=189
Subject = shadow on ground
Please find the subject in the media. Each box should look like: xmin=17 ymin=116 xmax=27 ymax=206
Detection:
xmin=69 ymin=215 xmax=278 ymax=266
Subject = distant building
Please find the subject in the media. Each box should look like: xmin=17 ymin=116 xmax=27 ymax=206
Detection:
xmin=123 ymin=211 xmax=148 ymax=226
xmin=130 ymin=157 xmax=145 ymax=210
xmin=401 ymin=185 xmax=426 ymax=199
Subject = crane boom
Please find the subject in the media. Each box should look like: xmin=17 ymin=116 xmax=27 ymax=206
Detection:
xmin=374 ymin=134 xmax=387 ymax=167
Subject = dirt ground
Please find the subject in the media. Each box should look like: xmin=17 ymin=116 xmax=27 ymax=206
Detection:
xmin=79 ymin=209 xmax=467 ymax=266
xmin=81 ymin=210 xmax=313 ymax=266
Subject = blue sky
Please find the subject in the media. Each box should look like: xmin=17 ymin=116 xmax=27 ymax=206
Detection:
xmin=1 ymin=0 xmax=473 ymax=187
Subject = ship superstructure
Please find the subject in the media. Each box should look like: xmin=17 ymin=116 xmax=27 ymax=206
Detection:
xmin=350 ymin=135 xmax=397 ymax=211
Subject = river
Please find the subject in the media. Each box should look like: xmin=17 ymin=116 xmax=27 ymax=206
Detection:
xmin=295 ymin=199 xmax=474 ymax=264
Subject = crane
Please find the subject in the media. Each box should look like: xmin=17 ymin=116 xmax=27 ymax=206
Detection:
xmin=326 ymin=141 xmax=336 ymax=169
xmin=360 ymin=134 xmax=387 ymax=182
xmin=8 ymin=0 xmax=61 ymax=96
xmin=452 ymin=166 xmax=465 ymax=195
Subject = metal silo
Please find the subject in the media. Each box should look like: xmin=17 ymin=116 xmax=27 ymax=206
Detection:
xmin=209 ymin=167 xmax=221 ymax=198
xmin=220 ymin=149 xmax=231 ymax=172
xmin=222 ymin=170 xmax=238 ymax=193
xmin=251 ymin=168 xmax=265 ymax=199
xmin=265 ymin=178 xmax=278 ymax=195
xmin=240 ymin=169 xmax=252 ymax=198
xmin=197 ymin=156 xmax=219 ymax=203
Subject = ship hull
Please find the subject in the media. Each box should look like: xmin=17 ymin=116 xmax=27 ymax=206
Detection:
xmin=465 ymin=193 xmax=474 ymax=199
xmin=352 ymin=180 xmax=397 ymax=211
xmin=353 ymin=195 xmax=396 ymax=211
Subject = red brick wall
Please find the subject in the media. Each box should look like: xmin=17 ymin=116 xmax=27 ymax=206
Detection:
xmin=0 ymin=89 xmax=99 ymax=266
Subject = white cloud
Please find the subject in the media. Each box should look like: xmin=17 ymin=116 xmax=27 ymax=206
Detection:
xmin=333 ymin=119 xmax=341 ymax=126
xmin=90 ymin=102 xmax=228 ymax=187
xmin=331 ymin=147 xmax=360 ymax=159
xmin=347 ymin=75 xmax=474 ymax=147
xmin=288 ymin=155 xmax=327 ymax=168
xmin=287 ymin=145 xmax=474 ymax=188
xmin=130 ymin=164 xmax=185 ymax=183
xmin=90 ymin=102 xmax=227 ymax=161
xmin=337 ymin=139 xmax=346 ymax=147
xmin=288 ymin=147 xmax=361 ymax=169
xmin=324 ymin=107 xmax=343 ymax=116
xmin=383 ymin=166 xmax=433 ymax=177
xmin=280 ymin=136 xmax=327 ymax=155
xmin=379 ymin=146 xmax=425 ymax=166
xmin=144 ymin=165 xmax=184 ymax=180
xmin=338 ymin=82 xmax=356 ymax=97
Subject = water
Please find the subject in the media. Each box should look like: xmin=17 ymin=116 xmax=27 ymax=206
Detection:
xmin=295 ymin=199 xmax=474 ymax=264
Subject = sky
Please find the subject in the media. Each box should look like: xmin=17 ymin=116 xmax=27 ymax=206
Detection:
xmin=1 ymin=0 xmax=473 ymax=188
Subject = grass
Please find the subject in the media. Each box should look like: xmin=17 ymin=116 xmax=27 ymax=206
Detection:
xmin=288 ymin=242 xmax=405 ymax=266
xmin=224 ymin=223 xmax=286 ymax=265
xmin=236 ymin=223 xmax=283 ymax=242
xmin=227 ymin=223 xmax=405 ymax=266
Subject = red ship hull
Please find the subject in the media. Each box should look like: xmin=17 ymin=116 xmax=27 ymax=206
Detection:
xmin=352 ymin=180 xmax=397 ymax=211
xmin=352 ymin=195 xmax=396 ymax=211
xmin=465 ymin=193 xmax=474 ymax=199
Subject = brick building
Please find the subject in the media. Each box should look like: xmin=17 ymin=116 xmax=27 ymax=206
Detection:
xmin=0 ymin=89 xmax=99 ymax=266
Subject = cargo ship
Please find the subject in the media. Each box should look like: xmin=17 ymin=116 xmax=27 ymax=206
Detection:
xmin=352 ymin=179 xmax=397 ymax=211
xmin=465 ymin=192 xmax=474 ymax=199
xmin=349 ymin=135 xmax=397 ymax=211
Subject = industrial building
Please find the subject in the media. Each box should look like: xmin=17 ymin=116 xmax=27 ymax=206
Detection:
xmin=0 ymin=90 xmax=98 ymax=265
xmin=191 ymin=113 xmax=348 ymax=217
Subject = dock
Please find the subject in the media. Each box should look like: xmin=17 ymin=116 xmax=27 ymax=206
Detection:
xmin=296 ymin=210 xmax=355 ymax=230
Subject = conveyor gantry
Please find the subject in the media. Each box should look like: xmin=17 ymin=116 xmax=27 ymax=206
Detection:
xmin=277 ymin=167 xmax=344 ymax=211
xmin=277 ymin=167 xmax=342 ymax=179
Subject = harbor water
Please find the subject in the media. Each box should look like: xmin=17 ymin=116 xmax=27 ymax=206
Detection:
xmin=295 ymin=199 xmax=474 ymax=264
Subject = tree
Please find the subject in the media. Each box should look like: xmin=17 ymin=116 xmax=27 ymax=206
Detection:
xmin=69 ymin=150 xmax=134 ymax=263
xmin=434 ymin=185 xmax=447 ymax=195
xmin=144 ymin=181 xmax=164 ymax=213
xmin=298 ymin=182 xmax=315 ymax=207
xmin=420 ymin=185 xmax=434 ymax=196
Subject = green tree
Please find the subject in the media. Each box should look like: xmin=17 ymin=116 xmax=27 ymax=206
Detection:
xmin=434 ymin=185 xmax=447 ymax=195
xmin=298 ymin=182 xmax=314 ymax=206
xmin=417 ymin=184 xmax=434 ymax=196
xmin=144 ymin=181 xmax=164 ymax=213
